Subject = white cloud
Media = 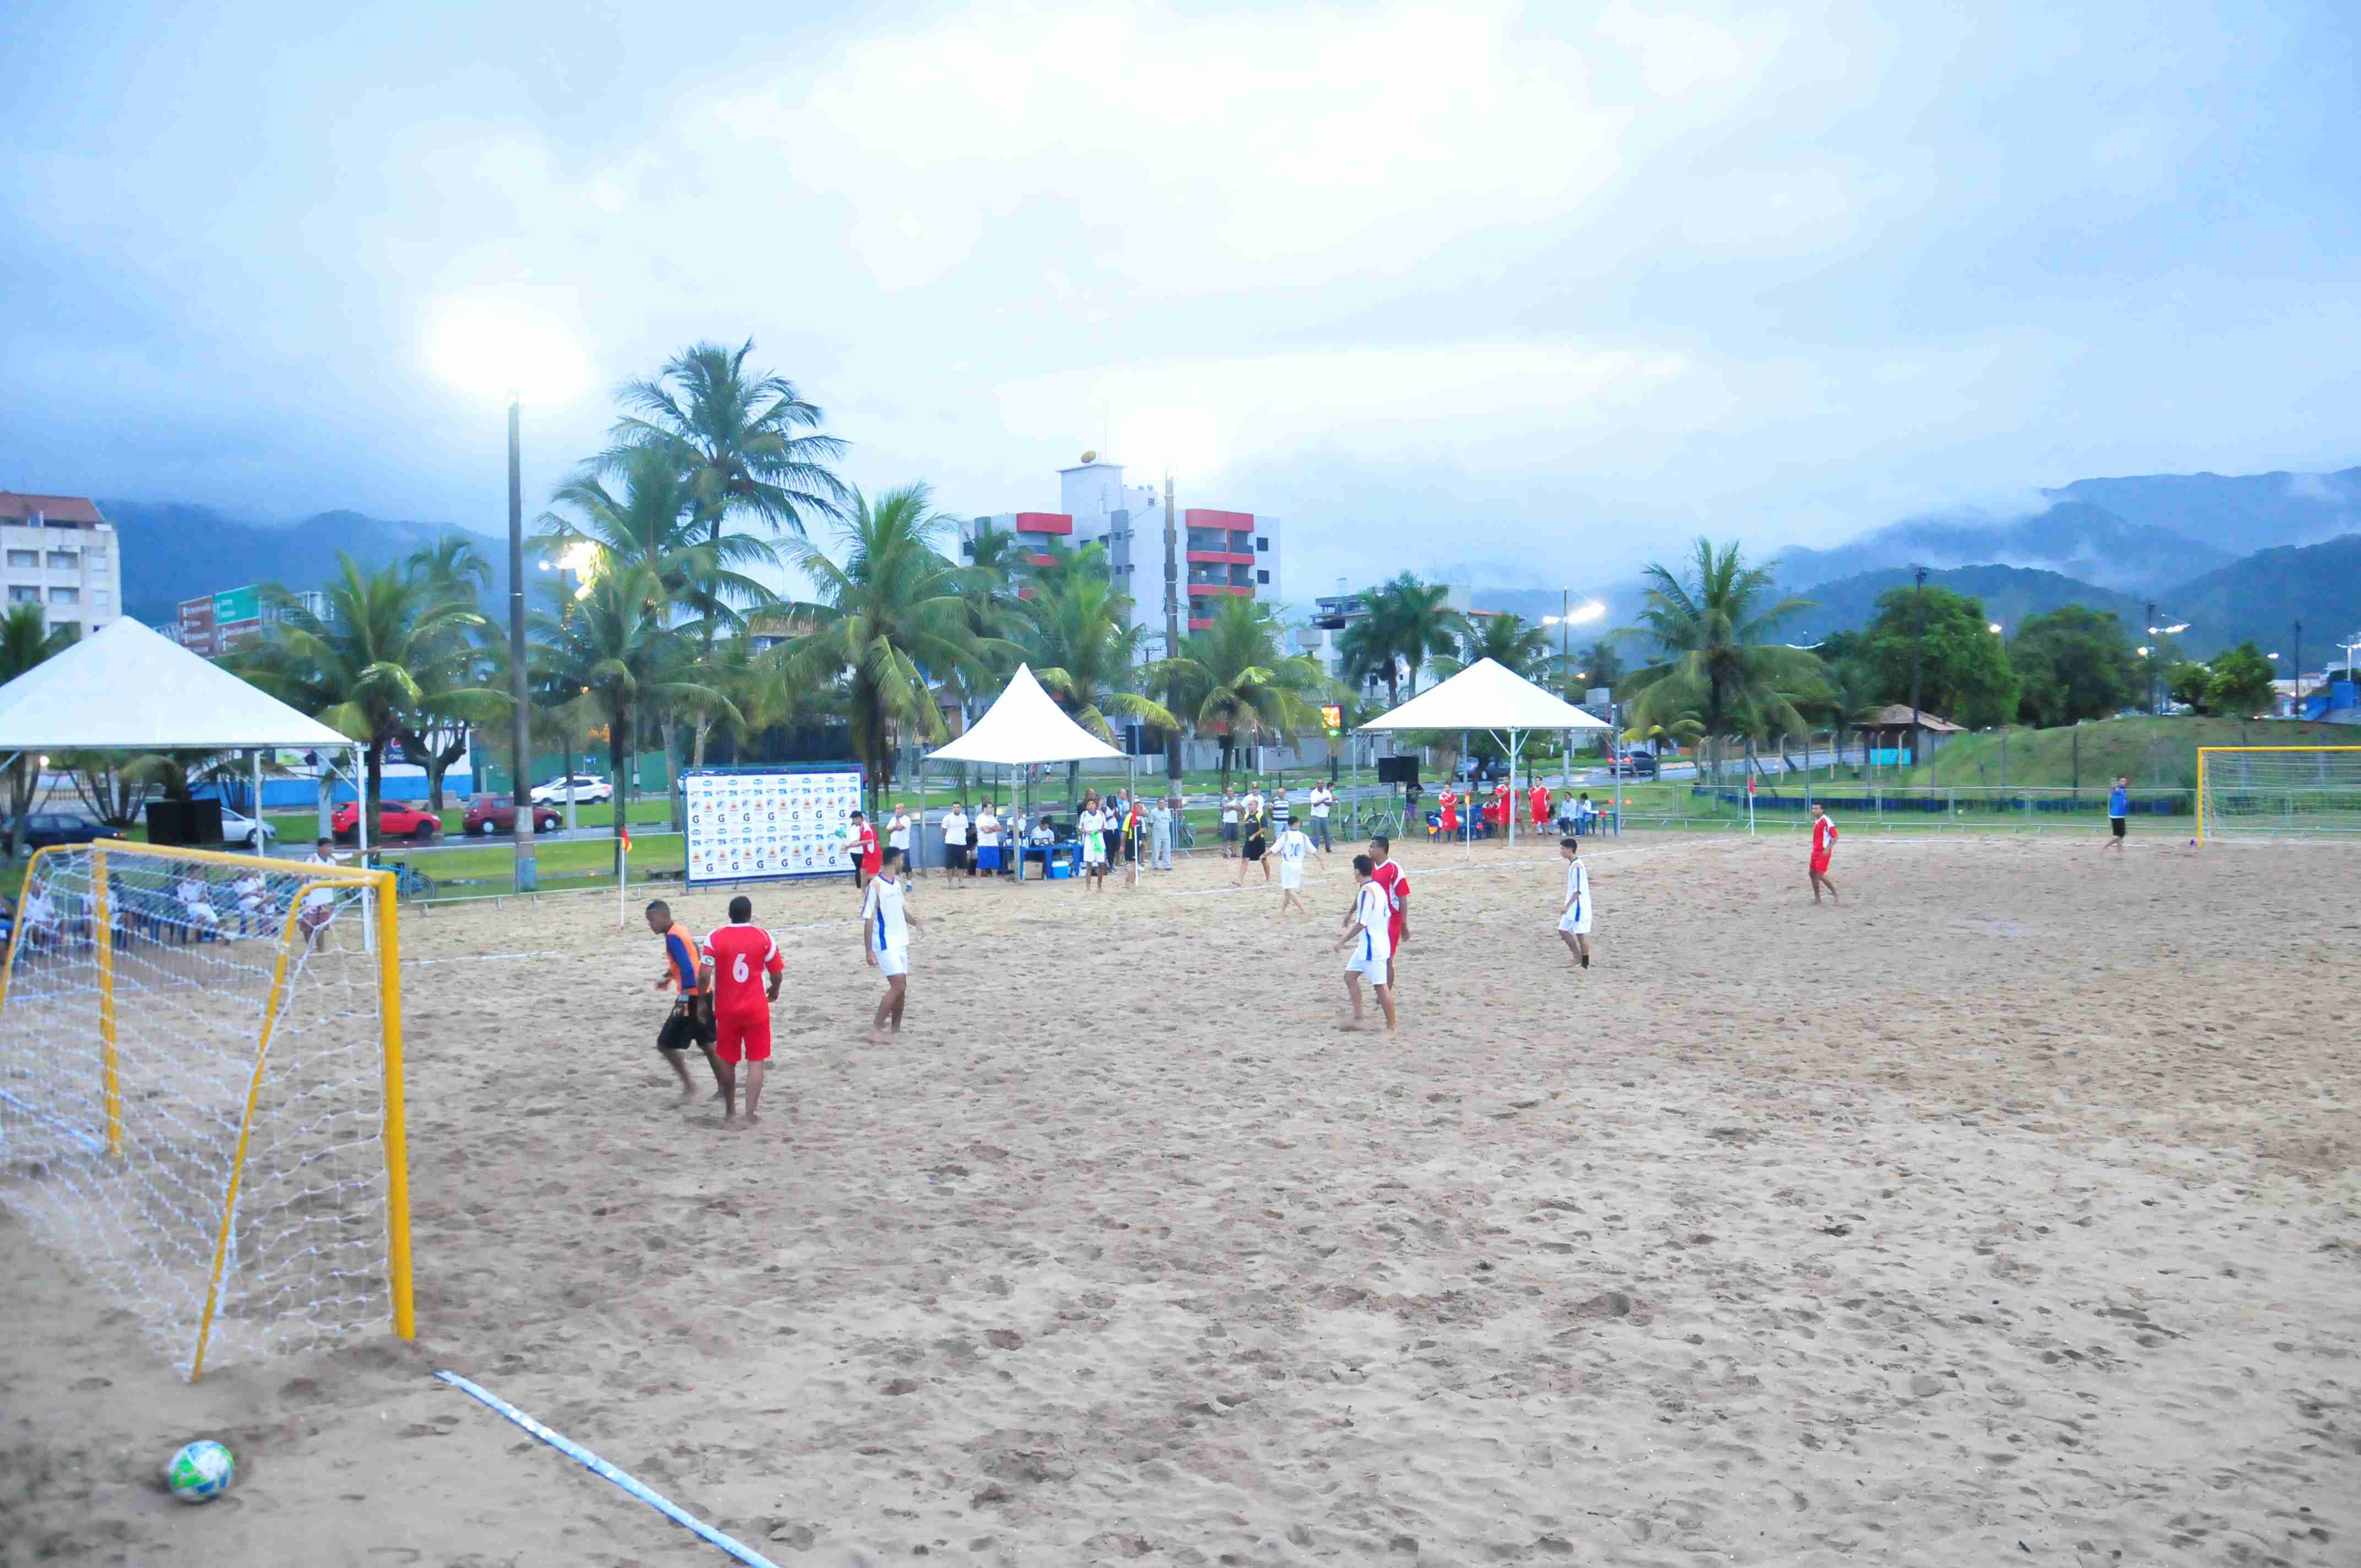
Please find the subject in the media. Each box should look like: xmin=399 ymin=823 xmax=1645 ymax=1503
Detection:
xmin=711 ymin=1 xmax=1625 ymax=289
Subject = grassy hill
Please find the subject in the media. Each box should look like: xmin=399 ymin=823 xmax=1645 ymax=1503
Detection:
xmin=1896 ymin=716 xmax=2355 ymax=791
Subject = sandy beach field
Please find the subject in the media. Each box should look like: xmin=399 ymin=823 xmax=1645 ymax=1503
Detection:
xmin=3 ymin=830 xmax=2356 ymax=1566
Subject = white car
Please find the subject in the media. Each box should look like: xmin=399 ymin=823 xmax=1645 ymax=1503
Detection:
xmin=219 ymin=807 xmax=277 ymax=847
xmin=530 ymin=774 xmax=614 ymax=805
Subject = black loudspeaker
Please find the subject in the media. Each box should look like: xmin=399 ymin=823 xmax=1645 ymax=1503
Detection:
xmin=1376 ymin=755 xmax=1419 ymax=786
xmin=145 ymin=800 xmax=193 ymax=846
xmin=189 ymin=799 xmax=224 ymax=844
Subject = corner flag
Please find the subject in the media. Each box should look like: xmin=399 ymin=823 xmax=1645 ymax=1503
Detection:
xmin=619 ymin=823 xmax=632 ymax=854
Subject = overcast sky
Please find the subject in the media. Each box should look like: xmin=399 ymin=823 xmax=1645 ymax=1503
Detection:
xmin=4 ymin=1 xmax=2355 ymax=596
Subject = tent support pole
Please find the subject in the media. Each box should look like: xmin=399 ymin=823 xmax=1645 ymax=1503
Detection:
xmin=251 ymin=749 xmax=265 ymax=858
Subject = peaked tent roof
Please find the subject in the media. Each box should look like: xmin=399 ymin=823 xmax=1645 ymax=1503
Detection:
xmin=1358 ymin=658 xmax=1611 ymax=732
xmin=924 ymin=664 xmax=1125 ymax=766
xmin=0 ymin=616 xmax=357 ymax=752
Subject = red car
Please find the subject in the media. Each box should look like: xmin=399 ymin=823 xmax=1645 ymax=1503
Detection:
xmin=461 ymin=794 xmax=563 ymax=837
xmin=330 ymin=801 xmax=443 ymax=842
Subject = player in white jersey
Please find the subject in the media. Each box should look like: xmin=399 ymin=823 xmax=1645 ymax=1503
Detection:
xmin=1556 ymin=836 xmax=1593 ymax=969
xmin=1272 ymin=823 xmax=1313 ymax=914
xmin=861 ymin=847 xmax=927 ymax=1042
xmin=1332 ymin=853 xmax=1398 ymax=1031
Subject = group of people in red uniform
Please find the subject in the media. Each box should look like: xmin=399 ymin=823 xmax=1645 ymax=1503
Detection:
xmin=1434 ymin=778 xmax=1557 ymax=838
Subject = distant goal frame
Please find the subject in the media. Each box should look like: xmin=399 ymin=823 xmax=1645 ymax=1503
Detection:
xmin=2195 ymin=745 xmax=2361 ymax=843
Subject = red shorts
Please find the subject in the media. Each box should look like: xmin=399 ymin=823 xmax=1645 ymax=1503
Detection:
xmin=712 ymin=1009 xmax=773 ymax=1064
xmin=1810 ymin=852 xmax=1832 ymax=875
xmin=1388 ymin=918 xmax=1406 ymax=952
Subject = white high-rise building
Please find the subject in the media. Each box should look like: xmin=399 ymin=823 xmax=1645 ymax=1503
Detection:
xmin=959 ymin=454 xmax=1283 ymax=658
xmin=0 ymin=492 xmax=124 ymax=642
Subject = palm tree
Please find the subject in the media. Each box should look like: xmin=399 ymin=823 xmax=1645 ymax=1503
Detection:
xmin=773 ymin=484 xmax=1011 ymax=809
xmin=1166 ymin=596 xmax=1324 ymax=783
xmin=1617 ymin=538 xmax=1819 ymax=783
xmin=538 ymin=443 xmax=785 ymax=803
xmin=1337 ymin=573 xmax=1466 ymax=706
xmin=1022 ymin=548 xmax=1179 ymax=802
xmin=1 ymin=606 xmax=74 ymax=859
xmin=241 ymin=555 xmax=501 ymax=830
xmin=606 ymin=339 xmax=848 ymax=542
xmin=1435 ymin=610 xmax=1553 ymax=683
xmin=397 ymin=535 xmax=498 ymax=809
xmin=535 ymin=563 xmax=733 ymax=851
xmin=1578 ymin=637 xmax=1623 ymax=693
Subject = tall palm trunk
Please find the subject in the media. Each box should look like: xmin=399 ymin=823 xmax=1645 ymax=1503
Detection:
xmin=610 ymin=694 xmax=633 ymax=873
xmin=658 ymin=715 xmax=683 ymax=830
xmin=7 ymin=755 xmax=31 ymax=861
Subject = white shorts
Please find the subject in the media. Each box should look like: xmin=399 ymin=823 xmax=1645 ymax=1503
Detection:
xmin=1558 ymin=910 xmax=1592 ymax=935
xmin=1279 ymin=863 xmax=1303 ymax=890
xmin=875 ymin=943 xmax=909 ymax=978
xmin=1345 ymin=931 xmax=1391 ymax=986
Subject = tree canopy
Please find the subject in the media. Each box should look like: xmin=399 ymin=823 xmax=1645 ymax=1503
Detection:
xmin=2008 ymin=605 xmax=2137 ymax=727
xmin=1860 ymin=584 xmax=2020 ymax=729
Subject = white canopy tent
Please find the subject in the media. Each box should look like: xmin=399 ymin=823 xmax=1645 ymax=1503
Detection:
xmin=922 ymin=665 xmax=1129 ymax=879
xmin=1357 ymin=658 xmax=1611 ymax=846
xmin=0 ymin=617 xmax=365 ymax=857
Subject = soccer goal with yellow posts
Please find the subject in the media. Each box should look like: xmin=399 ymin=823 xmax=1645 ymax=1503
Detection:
xmin=0 ymin=840 xmax=414 ymax=1379
xmin=2195 ymin=745 xmax=2361 ymax=842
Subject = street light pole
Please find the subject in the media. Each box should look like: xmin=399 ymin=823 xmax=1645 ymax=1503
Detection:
xmin=2294 ymin=618 xmax=2304 ymax=710
xmin=507 ymin=395 xmax=537 ymax=892
xmin=2146 ymin=598 xmax=2157 ymax=715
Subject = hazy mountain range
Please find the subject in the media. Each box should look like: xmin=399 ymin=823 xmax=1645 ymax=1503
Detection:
xmin=1462 ymin=467 xmax=2361 ymax=663
xmin=104 ymin=500 xmax=506 ymax=626
xmin=101 ymin=465 xmax=2361 ymax=665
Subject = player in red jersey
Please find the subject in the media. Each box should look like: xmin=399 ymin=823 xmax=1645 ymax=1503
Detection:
xmin=1367 ymin=833 xmax=1410 ymax=993
xmin=1437 ymin=785 xmax=1459 ymax=840
xmin=701 ymin=894 xmax=785 ymax=1126
xmin=1809 ymin=803 xmax=1840 ymax=905
xmin=1528 ymin=780 xmax=1550 ymax=831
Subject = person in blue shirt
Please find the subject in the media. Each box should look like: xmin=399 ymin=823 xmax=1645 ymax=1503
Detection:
xmin=2106 ymin=776 xmax=2129 ymax=852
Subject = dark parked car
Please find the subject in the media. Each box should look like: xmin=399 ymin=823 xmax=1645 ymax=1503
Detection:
xmin=1608 ymin=752 xmax=1659 ymax=778
xmin=462 ymin=794 xmax=563 ymax=836
xmin=2 ymin=813 xmax=125 ymax=851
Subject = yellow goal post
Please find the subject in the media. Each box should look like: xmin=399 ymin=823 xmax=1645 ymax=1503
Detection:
xmin=2195 ymin=745 xmax=2361 ymax=843
xmin=0 ymin=839 xmax=412 ymax=1379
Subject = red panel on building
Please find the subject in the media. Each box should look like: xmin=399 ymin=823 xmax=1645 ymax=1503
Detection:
xmin=1027 ymin=553 xmax=1054 ymax=567
xmin=1185 ymin=550 xmax=1255 ymax=566
xmin=1183 ymin=508 xmax=1253 ymax=532
xmin=1188 ymin=582 xmax=1252 ymax=597
xmin=1188 ymin=618 xmax=1214 ymax=631
xmin=1013 ymin=512 xmax=1073 ymax=535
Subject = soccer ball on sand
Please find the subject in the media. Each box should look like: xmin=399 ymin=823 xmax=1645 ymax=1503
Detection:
xmin=165 ymin=1439 xmax=234 ymax=1502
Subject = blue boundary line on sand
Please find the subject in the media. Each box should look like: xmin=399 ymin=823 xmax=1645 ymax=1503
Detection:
xmin=436 ymin=1371 xmax=782 ymax=1568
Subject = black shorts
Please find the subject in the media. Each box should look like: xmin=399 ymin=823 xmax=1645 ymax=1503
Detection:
xmin=657 ymin=998 xmax=715 ymax=1053
xmin=2110 ymin=816 xmax=2126 ymax=838
xmin=945 ymin=842 xmax=968 ymax=868
xmin=1243 ymin=834 xmax=1266 ymax=861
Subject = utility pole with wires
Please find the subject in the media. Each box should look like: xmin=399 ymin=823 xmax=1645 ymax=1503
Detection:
xmin=1162 ymin=471 xmax=1183 ymax=791
xmin=1908 ymin=565 xmax=1927 ymax=772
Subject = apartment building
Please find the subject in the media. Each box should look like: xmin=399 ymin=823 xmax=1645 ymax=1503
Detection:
xmin=958 ymin=454 xmax=1283 ymax=655
xmin=0 ymin=492 xmax=124 ymax=641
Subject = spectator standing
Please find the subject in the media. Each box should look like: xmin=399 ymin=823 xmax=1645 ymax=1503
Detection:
xmin=1149 ymin=795 xmax=1174 ymax=870
xmin=1219 ymin=785 xmax=1241 ymax=858
xmin=939 ymin=802 xmax=969 ymax=883
xmin=1308 ymin=782 xmax=1333 ymax=852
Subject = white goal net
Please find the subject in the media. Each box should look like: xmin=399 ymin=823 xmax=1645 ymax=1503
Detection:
xmin=0 ymin=841 xmax=411 ymax=1378
xmin=2198 ymin=747 xmax=2361 ymax=841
